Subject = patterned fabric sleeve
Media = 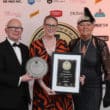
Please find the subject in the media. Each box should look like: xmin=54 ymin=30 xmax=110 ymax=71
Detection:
xmin=29 ymin=39 xmax=46 ymax=57
xmin=29 ymin=40 xmax=37 ymax=57
xmin=56 ymin=39 xmax=69 ymax=53
xmin=99 ymin=40 xmax=110 ymax=80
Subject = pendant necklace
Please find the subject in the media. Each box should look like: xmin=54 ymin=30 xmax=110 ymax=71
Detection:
xmin=79 ymin=37 xmax=92 ymax=56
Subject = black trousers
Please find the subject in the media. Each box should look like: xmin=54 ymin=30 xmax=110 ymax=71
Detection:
xmin=0 ymin=106 xmax=28 ymax=110
xmin=0 ymin=101 xmax=29 ymax=110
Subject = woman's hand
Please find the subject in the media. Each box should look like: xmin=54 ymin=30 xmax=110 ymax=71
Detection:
xmin=80 ymin=75 xmax=86 ymax=85
xmin=38 ymin=78 xmax=56 ymax=95
xmin=43 ymin=86 xmax=56 ymax=95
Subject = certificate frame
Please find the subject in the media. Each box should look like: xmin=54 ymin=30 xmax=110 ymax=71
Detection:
xmin=52 ymin=53 xmax=81 ymax=93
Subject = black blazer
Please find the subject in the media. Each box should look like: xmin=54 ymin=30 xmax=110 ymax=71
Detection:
xmin=0 ymin=39 xmax=30 ymax=109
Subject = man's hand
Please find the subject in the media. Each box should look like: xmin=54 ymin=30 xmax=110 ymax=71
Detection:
xmin=20 ymin=73 xmax=33 ymax=82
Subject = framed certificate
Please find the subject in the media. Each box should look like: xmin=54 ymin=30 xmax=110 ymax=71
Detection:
xmin=52 ymin=53 xmax=81 ymax=93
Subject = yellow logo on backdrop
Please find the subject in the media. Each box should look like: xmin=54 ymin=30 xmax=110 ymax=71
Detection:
xmin=95 ymin=0 xmax=102 ymax=3
xmin=30 ymin=10 xmax=39 ymax=18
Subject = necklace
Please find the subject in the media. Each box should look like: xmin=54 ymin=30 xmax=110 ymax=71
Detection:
xmin=42 ymin=36 xmax=56 ymax=56
xmin=79 ymin=38 xmax=92 ymax=56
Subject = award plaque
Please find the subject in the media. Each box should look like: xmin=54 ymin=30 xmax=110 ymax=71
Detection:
xmin=52 ymin=53 xmax=81 ymax=93
xmin=26 ymin=57 xmax=48 ymax=78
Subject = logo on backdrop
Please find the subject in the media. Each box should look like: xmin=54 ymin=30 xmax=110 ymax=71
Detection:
xmin=30 ymin=22 xmax=79 ymax=45
xmin=69 ymin=0 xmax=87 ymax=3
xmin=47 ymin=0 xmax=65 ymax=4
xmin=28 ymin=0 xmax=35 ymax=5
xmin=95 ymin=23 xmax=108 ymax=28
xmin=3 ymin=0 xmax=22 ymax=3
xmin=70 ymin=11 xmax=83 ymax=16
xmin=30 ymin=10 xmax=39 ymax=18
xmin=94 ymin=9 xmax=105 ymax=17
xmin=27 ymin=0 xmax=41 ymax=5
xmin=50 ymin=10 xmax=62 ymax=17
xmin=95 ymin=0 xmax=102 ymax=4
xmin=47 ymin=0 xmax=52 ymax=4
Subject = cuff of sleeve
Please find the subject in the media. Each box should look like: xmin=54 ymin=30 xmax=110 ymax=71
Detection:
xmin=18 ymin=77 xmax=22 ymax=86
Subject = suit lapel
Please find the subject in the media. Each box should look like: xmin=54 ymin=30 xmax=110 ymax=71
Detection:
xmin=5 ymin=40 xmax=22 ymax=66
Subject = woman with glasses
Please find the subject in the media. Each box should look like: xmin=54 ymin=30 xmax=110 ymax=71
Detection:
xmin=29 ymin=15 xmax=73 ymax=110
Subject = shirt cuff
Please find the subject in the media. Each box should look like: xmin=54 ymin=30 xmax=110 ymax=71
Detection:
xmin=18 ymin=77 xmax=22 ymax=86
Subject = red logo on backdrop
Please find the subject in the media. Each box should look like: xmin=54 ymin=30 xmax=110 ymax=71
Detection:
xmin=50 ymin=10 xmax=62 ymax=17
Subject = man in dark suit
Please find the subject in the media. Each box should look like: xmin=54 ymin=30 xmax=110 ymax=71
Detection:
xmin=0 ymin=18 xmax=33 ymax=110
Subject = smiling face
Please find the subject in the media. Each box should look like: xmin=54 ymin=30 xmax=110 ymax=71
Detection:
xmin=5 ymin=18 xmax=23 ymax=42
xmin=77 ymin=21 xmax=95 ymax=40
xmin=43 ymin=16 xmax=58 ymax=37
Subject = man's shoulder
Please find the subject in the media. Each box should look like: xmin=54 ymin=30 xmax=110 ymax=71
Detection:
xmin=20 ymin=42 xmax=28 ymax=47
xmin=0 ymin=40 xmax=8 ymax=47
xmin=20 ymin=43 xmax=29 ymax=50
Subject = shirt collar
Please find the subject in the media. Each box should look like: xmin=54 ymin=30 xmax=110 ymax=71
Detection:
xmin=7 ymin=38 xmax=20 ymax=46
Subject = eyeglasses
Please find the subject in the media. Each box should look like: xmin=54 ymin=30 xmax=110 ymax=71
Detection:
xmin=45 ymin=24 xmax=57 ymax=28
xmin=7 ymin=26 xmax=23 ymax=31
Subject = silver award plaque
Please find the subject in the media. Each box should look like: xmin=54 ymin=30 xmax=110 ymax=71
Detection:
xmin=26 ymin=57 xmax=48 ymax=78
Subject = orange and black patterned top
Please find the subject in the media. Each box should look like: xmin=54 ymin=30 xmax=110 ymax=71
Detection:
xmin=30 ymin=38 xmax=73 ymax=110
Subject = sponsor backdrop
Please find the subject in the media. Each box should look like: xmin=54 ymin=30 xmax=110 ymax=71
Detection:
xmin=0 ymin=0 xmax=110 ymax=48
xmin=0 ymin=0 xmax=110 ymax=110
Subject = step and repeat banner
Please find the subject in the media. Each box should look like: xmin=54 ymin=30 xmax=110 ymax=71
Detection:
xmin=0 ymin=0 xmax=110 ymax=48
